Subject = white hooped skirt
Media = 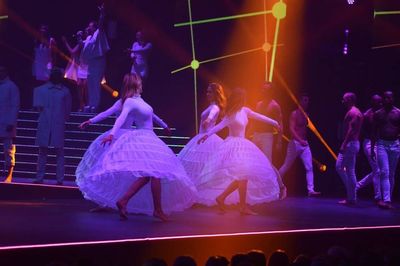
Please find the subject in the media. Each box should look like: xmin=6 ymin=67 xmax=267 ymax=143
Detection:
xmin=196 ymin=136 xmax=280 ymax=206
xmin=178 ymin=133 xmax=223 ymax=185
xmin=76 ymin=129 xmax=197 ymax=215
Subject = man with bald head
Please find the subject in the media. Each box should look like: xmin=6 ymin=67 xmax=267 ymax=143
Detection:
xmin=356 ymin=94 xmax=383 ymax=203
xmin=372 ymin=91 xmax=400 ymax=209
xmin=336 ymin=92 xmax=363 ymax=205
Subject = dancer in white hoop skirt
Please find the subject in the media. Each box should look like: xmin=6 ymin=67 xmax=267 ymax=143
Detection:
xmin=198 ymin=87 xmax=281 ymax=214
xmin=76 ymin=73 xmax=196 ymax=221
xmin=178 ymin=83 xmax=226 ymax=185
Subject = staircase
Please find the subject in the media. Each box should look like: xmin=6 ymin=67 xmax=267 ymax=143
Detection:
xmin=0 ymin=110 xmax=190 ymax=183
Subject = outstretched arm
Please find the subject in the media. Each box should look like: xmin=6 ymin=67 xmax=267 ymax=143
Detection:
xmin=153 ymin=113 xmax=168 ymax=129
xmin=79 ymin=100 xmax=121 ymax=129
xmin=245 ymin=107 xmax=279 ymax=128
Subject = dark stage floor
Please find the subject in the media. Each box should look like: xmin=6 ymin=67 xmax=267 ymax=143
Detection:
xmin=1 ymin=182 xmax=400 ymax=248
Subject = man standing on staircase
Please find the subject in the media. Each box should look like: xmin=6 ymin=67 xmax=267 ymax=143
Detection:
xmin=0 ymin=66 xmax=20 ymax=183
xmin=33 ymin=68 xmax=71 ymax=185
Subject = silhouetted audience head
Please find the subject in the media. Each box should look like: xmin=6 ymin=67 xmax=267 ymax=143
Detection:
xmin=268 ymin=249 xmax=289 ymax=266
xmin=231 ymin=253 xmax=253 ymax=266
xmin=292 ymin=254 xmax=311 ymax=266
xmin=143 ymin=258 xmax=168 ymax=266
xmin=49 ymin=67 xmax=64 ymax=84
xmin=173 ymin=255 xmax=196 ymax=266
xmin=247 ymin=249 xmax=267 ymax=266
xmin=205 ymin=256 xmax=229 ymax=266
xmin=327 ymin=246 xmax=353 ymax=266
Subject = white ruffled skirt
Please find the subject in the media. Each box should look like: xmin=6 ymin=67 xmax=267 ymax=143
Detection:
xmin=76 ymin=129 xmax=197 ymax=215
xmin=196 ymin=136 xmax=280 ymax=206
xmin=178 ymin=134 xmax=223 ymax=185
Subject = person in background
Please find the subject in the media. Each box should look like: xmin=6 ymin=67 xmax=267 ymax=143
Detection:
xmin=33 ymin=24 xmax=57 ymax=83
xmin=0 ymin=66 xmax=20 ymax=183
xmin=33 ymin=68 xmax=71 ymax=185
xmin=80 ymin=3 xmax=110 ymax=113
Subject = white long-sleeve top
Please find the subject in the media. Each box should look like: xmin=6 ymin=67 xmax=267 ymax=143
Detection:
xmin=199 ymin=104 xmax=220 ymax=134
xmin=207 ymin=107 xmax=278 ymax=138
xmin=89 ymin=97 xmax=168 ymax=134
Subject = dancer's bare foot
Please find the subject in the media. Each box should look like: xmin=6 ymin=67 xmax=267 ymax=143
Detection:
xmin=279 ymin=186 xmax=287 ymax=200
xmin=89 ymin=206 xmax=109 ymax=212
xmin=239 ymin=206 xmax=258 ymax=216
xmin=153 ymin=210 xmax=169 ymax=222
xmin=116 ymin=200 xmax=128 ymax=220
xmin=216 ymin=196 xmax=227 ymax=213
xmin=338 ymin=199 xmax=356 ymax=206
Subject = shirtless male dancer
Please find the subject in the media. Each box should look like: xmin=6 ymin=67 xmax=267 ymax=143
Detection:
xmin=336 ymin=92 xmax=363 ymax=205
xmin=279 ymin=94 xmax=321 ymax=196
xmin=372 ymin=91 xmax=400 ymax=209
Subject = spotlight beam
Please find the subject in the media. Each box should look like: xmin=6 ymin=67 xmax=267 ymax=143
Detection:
xmin=263 ymin=0 xmax=269 ymax=81
xmin=275 ymin=71 xmax=338 ymax=161
xmin=0 ymin=15 xmax=8 ymax=20
xmin=174 ymin=10 xmax=273 ymax=27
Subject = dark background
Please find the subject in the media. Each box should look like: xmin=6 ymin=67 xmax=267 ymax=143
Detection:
xmin=0 ymin=0 xmax=399 ymax=197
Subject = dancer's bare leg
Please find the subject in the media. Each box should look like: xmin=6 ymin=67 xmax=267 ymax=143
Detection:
xmin=238 ymin=179 xmax=257 ymax=215
xmin=150 ymin=177 xmax=168 ymax=222
xmin=116 ymin=177 xmax=150 ymax=220
xmin=216 ymin=180 xmax=238 ymax=212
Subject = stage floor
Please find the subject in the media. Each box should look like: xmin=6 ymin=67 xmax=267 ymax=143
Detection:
xmin=1 ymin=190 xmax=400 ymax=248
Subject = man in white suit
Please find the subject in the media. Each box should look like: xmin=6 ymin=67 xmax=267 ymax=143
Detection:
xmin=0 ymin=66 xmax=20 ymax=182
xmin=33 ymin=68 xmax=71 ymax=185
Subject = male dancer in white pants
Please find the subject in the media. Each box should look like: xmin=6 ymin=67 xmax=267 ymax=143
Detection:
xmin=252 ymin=81 xmax=286 ymax=198
xmin=336 ymin=92 xmax=363 ymax=205
xmin=356 ymin=94 xmax=382 ymax=204
xmin=372 ymin=91 xmax=400 ymax=209
xmin=279 ymin=94 xmax=321 ymax=196
xmin=80 ymin=4 xmax=110 ymax=113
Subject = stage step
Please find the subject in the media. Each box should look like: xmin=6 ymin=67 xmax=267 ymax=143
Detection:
xmin=2 ymin=110 xmax=190 ymax=183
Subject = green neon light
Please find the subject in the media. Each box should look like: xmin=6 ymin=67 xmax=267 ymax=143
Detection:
xmin=272 ymin=2 xmax=287 ymax=19
xmin=175 ymin=10 xmax=272 ymax=27
xmin=191 ymin=59 xmax=200 ymax=69
xmin=0 ymin=15 xmax=8 ymax=20
xmin=193 ymin=69 xmax=199 ymax=134
xmin=188 ymin=0 xmax=196 ymax=60
xmin=374 ymin=10 xmax=400 ymax=18
xmin=173 ymin=0 xmax=286 ymax=133
xmin=269 ymin=18 xmax=281 ymax=82
xmin=371 ymin=43 xmax=400 ymax=50
xmin=171 ymin=65 xmax=191 ymax=74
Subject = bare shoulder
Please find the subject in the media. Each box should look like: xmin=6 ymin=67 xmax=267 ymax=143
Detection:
xmin=269 ymin=100 xmax=281 ymax=109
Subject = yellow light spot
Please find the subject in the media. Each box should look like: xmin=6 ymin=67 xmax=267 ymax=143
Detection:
xmin=263 ymin=42 xmax=272 ymax=52
xmin=319 ymin=165 xmax=327 ymax=172
xmin=112 ymin=91 xmax=119 ymax=98
xmin=272 ymin=2 xmax=287 ymax=19
xmin=191 ymin=59 xmax=200 ymax=70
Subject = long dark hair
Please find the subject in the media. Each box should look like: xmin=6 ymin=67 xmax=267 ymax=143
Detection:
xmin=121 ymin=73 xmax=142 ymax=105
xmin=225 ymin=87 xmax=246 ymax=116
xmin=208 ymin=82 xmax=227 ymax=118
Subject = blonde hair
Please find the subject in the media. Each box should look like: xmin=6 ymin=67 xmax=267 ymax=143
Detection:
xmin=208 ymin=83 xmax=227 ymax=118
xmin=121 ymin=73 xmax=143 ymax=105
